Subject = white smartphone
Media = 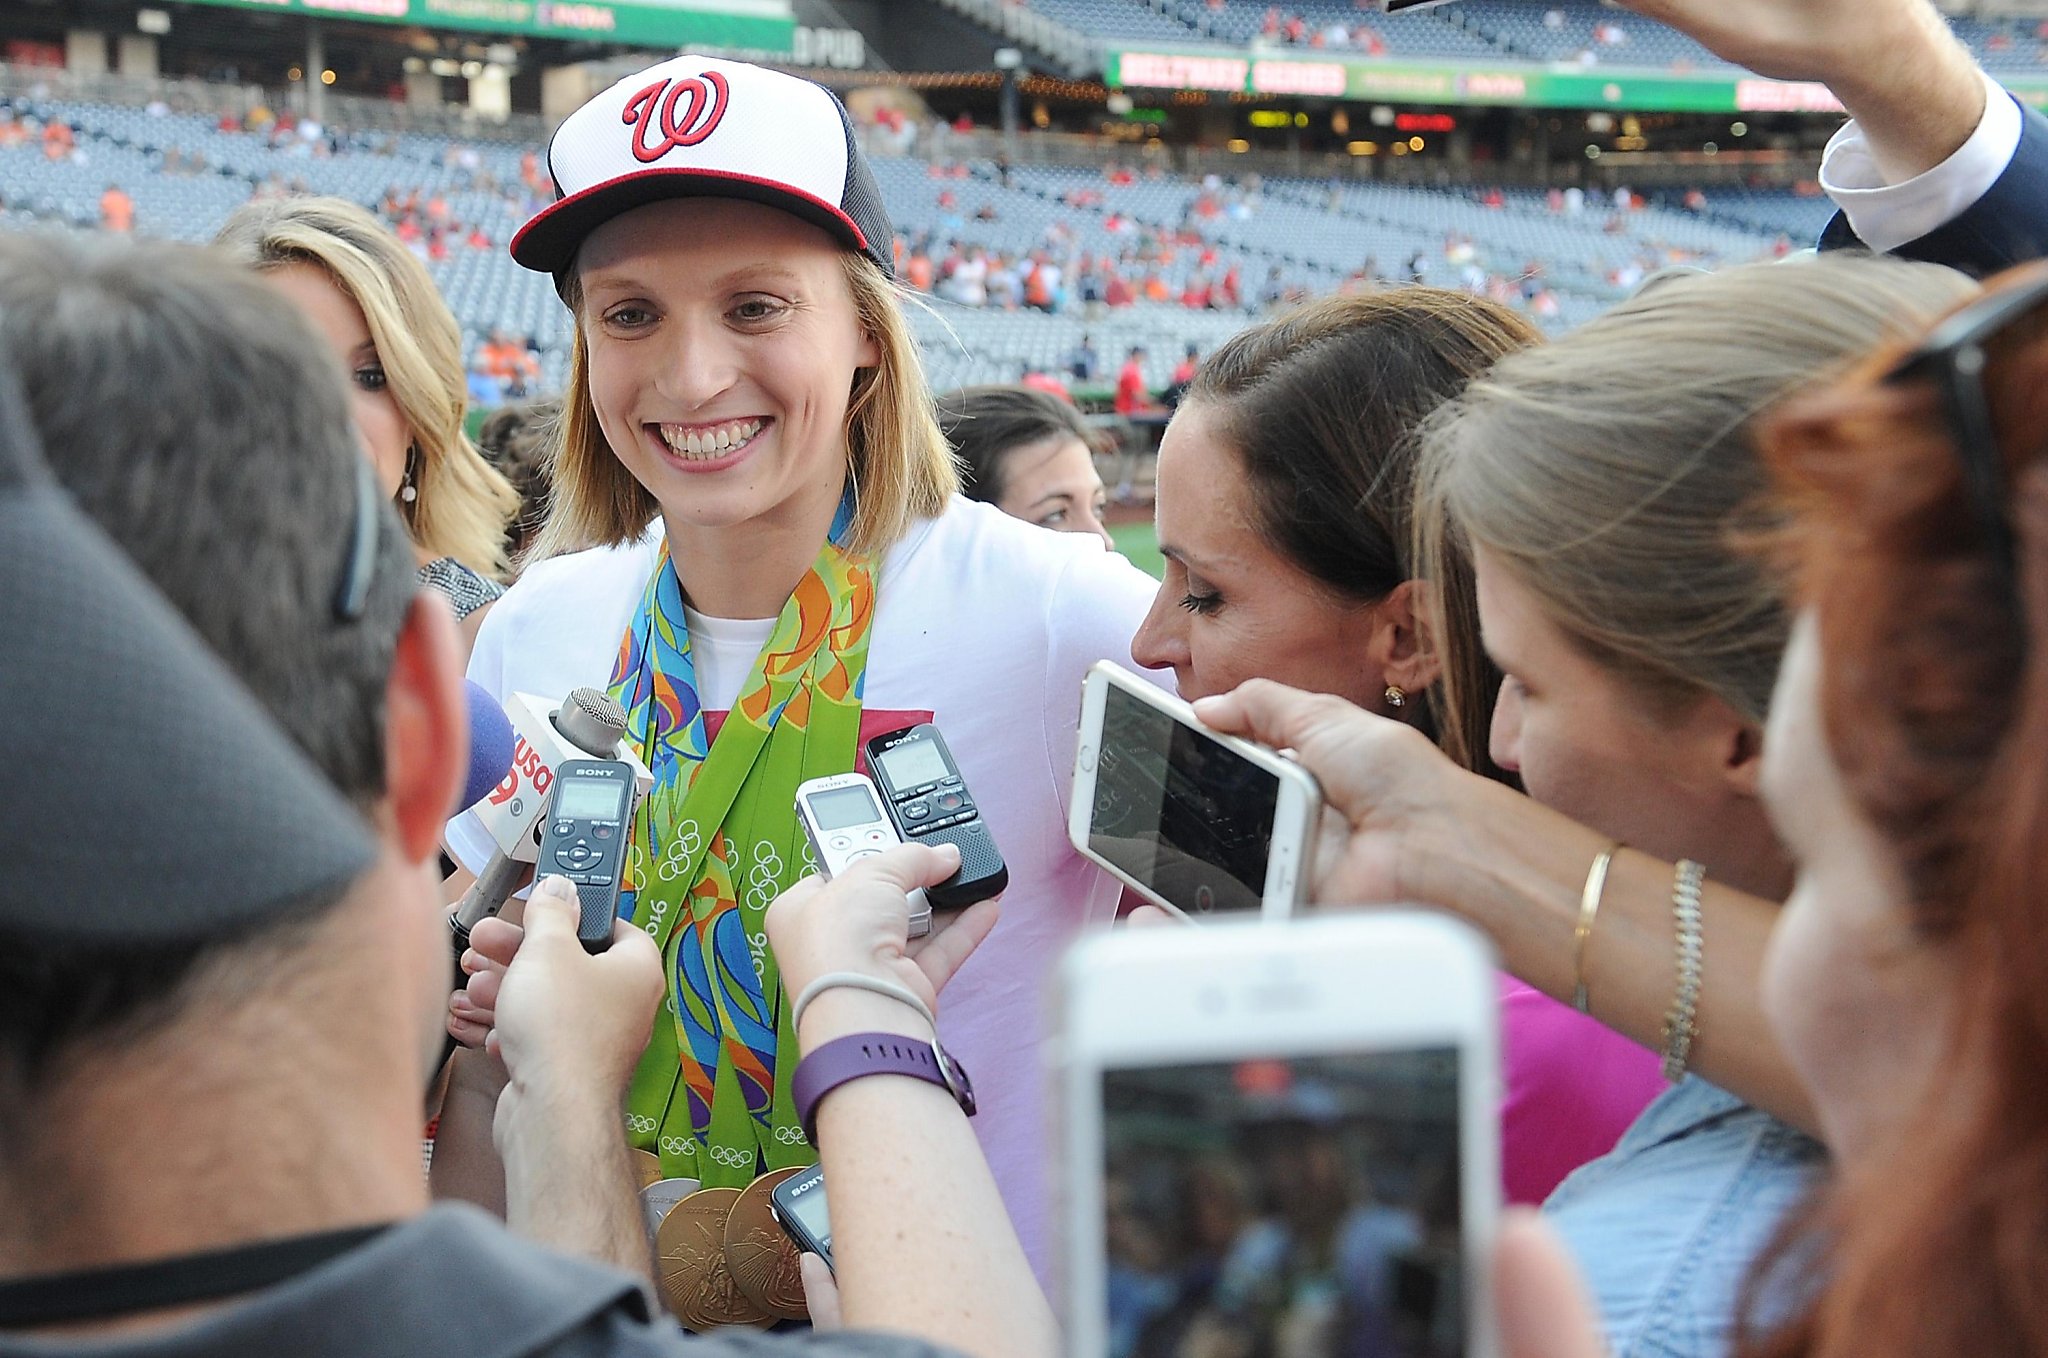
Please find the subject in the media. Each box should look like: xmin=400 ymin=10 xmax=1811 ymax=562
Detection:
xmin=1056 ymin=915 xmax=1500 ymax=1358
xmin=794 ymin=772 xmax=932 ymax=938
xmin=1071 ymin=661 xmax=1321 ymax=921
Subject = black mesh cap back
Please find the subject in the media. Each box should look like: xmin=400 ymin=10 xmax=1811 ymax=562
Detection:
xmin=832 ymin=93 xmax=895 ymax=279
xmin=0 ymin=355 xmax=378 ymax=943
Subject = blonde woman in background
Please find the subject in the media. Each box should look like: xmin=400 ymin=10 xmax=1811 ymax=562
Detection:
xmin=216 ymin=196 xmax=520 ymax=652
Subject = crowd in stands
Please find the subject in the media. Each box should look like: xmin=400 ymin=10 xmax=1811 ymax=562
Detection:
xmin=0 ymin=80 xmax=1820 ymax=401
xmin=1030 ymin=0 xmax=2048 ymax=74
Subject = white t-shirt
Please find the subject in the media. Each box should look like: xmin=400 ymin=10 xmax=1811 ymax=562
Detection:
xmin=450 ymin=497 xmax=1159 ymax=1279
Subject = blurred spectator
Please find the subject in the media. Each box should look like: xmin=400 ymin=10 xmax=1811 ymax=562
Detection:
xmin=98 ymin=183 xmax=133 ymax=233
xmin=1115 ymin=346 xmax=1154 ymax=419
xmin=481 ymin=328 xmax=540 ymax=399
xmin=475 ymin=397 xmax=560 ymax=567
xmin=1020 ymin=363 xmax=1073 ymax=403
xmin=40 ymin=118 xmax=73 ymax=162
xmin=467 ymin=357 xmax=503 ymax=408
xmin=1166 ymin=344 xmax=1200 ymax=407
xmin=1069 ymin=334 xmax=1102 ymax=383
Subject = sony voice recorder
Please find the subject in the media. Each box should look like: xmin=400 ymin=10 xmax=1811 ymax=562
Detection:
xmin=795 ymin=773 xmax=934 ymax=938
xmin=533 ymin=759 xmax=636 ymax=952
xmin=866 ymin=724 xmax=1007 ymax=911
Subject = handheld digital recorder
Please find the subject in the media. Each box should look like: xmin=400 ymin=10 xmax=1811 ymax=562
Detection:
xmin=866 ymin=724 xmax=1008 ymax=911
xmin=769 ymin=1162 xmax=833 ymax=1269
xmin=533 ymin=758 xmax=636 ymax=953
xmin=794 ymin=773 xmax=934 ymax=938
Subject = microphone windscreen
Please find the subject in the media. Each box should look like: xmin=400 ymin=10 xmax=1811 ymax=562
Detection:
xmin=461 ymin=680 xmax=517 ymax=814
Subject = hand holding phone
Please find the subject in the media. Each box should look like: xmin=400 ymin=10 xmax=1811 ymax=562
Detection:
xmin=1071 ymin=662 xmax=1321 ymax=921
xmin=1058 ymin=914 xmax=1500 ymax=1358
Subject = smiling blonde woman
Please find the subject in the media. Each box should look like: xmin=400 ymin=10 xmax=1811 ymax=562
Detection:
xmin=438 ymin=56 xmax=1158 ymax=1315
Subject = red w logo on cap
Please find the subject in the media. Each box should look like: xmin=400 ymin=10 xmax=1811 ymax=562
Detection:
xmin=621 ymin=70 xmax=730 ymax=163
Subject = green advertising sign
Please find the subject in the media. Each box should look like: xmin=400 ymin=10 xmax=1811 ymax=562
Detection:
xmin=173 ymin=0 xmax=794 ymax=51
xmin=1107 ymin=47 xmax=2048 ymax=112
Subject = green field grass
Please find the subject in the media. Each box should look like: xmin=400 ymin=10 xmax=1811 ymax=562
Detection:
xmin=1109 ymin=519 xmax=1163 ymax=578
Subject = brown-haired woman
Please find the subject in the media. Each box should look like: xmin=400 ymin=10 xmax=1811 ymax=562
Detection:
xmin=937 ymin=384 xmax=1113 ymax=547
xmin=1125 ymin=288 xmax=1670 ymax=1208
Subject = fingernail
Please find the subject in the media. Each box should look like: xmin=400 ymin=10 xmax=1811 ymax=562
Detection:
xmin=459 ymin=949 xmax=481 ymax=973
xmin=535 ymin=874 xmax=575 ymax=899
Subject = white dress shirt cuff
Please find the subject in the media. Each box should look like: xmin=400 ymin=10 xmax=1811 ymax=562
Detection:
xmin=1820 ymin=71 xmax=2021 ymax=254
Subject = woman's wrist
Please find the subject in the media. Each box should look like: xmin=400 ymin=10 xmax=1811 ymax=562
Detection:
xmin=1393 ymin=774 xmax=1608 ymax=991
xmin=1392 ymin=765 xmax=1535 ymax=917
xmin=795 ymin=983 xmax=937 ymax=1050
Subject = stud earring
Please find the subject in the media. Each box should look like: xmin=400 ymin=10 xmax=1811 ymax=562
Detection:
xmin=1384 ymin=684 xmax=1406 ymax=709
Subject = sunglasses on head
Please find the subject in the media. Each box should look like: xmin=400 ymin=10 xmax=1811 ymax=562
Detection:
xmin=1884 ymin=268 xmax=2048 ymax=594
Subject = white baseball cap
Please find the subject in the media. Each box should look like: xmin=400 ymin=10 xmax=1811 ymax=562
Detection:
xmin=512 ymin=54 xmax=894 ymax=278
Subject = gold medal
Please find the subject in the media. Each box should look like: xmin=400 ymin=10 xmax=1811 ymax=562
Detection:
xmin=630 ymin=1148 xmax=665 ymax=1190
xmin=656 ymin=1187 xmax=772 ymax=1331
xmin=723 ymin=1167 xmax=809 ymax=1321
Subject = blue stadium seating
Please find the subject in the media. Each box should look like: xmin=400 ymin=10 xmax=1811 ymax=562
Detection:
xmin=0 ymin=88 xmax=1819 ymax=395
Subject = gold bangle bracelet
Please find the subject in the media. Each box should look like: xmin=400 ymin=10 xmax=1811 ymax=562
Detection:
xmin=1572 ymin=842 xmax=1621 ymax=1014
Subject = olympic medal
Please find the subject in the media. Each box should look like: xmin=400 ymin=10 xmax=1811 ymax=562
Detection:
xmin=723 ymin=1167 xmax=809 ymax=1321
xmin=641 ymin=1176 xmax=700 ymax=1243
xmin=656 ymin=1187 xmax=771 ymax=1331
xmin=630 ymin=1148 xmax=665 ymax=1190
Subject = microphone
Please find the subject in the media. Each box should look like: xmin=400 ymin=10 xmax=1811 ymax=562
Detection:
xmin=451 ymin=687 xmax=653 ymax=950
xmin=458 ymin=681 xmax=517 ymax=815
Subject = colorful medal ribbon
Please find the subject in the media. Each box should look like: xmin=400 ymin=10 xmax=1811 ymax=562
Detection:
xmin=610 ymin=501 xmax=874 ymax=1186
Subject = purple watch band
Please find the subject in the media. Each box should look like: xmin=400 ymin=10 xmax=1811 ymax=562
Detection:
xmin=792 ymin=1032 xmax=976 ymax=1145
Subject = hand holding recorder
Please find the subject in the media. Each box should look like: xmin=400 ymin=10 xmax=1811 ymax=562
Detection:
xmin=767 ymin=841 xmax=1000 ymax=1045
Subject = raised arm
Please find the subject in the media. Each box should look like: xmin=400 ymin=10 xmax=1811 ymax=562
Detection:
xmin=1615 ymin=0 xmax=1984 ymax=184
xmin=766 ymin=845 xmax=1057 ymax=1358
xmin=1195 ymin=681 xmax=1819 ymax=1137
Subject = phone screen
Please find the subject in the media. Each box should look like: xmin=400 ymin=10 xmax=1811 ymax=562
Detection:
xmin=1098 ymin=1049 xmax=1465 ymax=1358
xmin=1088 ymin=683 xmax=1280 ymax=915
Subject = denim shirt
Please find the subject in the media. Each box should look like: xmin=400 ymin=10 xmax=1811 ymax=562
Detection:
xmin=1543 ymin=1076 xmax=1825 ymax=1358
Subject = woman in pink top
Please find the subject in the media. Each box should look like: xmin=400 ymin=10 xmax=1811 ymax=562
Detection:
xmin=1126 ymin=290 xmax=1665 ymax=1203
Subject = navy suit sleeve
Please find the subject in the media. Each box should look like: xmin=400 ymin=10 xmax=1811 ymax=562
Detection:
xmin=1820 ymin=94 xmax=2048 ymax=277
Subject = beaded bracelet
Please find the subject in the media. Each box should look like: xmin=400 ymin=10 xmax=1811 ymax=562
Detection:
xmin=1661 ymin=858 xmax=1706 ymax=1082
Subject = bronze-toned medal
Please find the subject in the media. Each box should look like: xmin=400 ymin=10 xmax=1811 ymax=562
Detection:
xmin=656 ymin=1187 xmax=771 ymax=1331
xmin=723 ymin=1167 xmax=809 ymax=1321
xmin=630 ymin=1148 xmax=665 ymax=1190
